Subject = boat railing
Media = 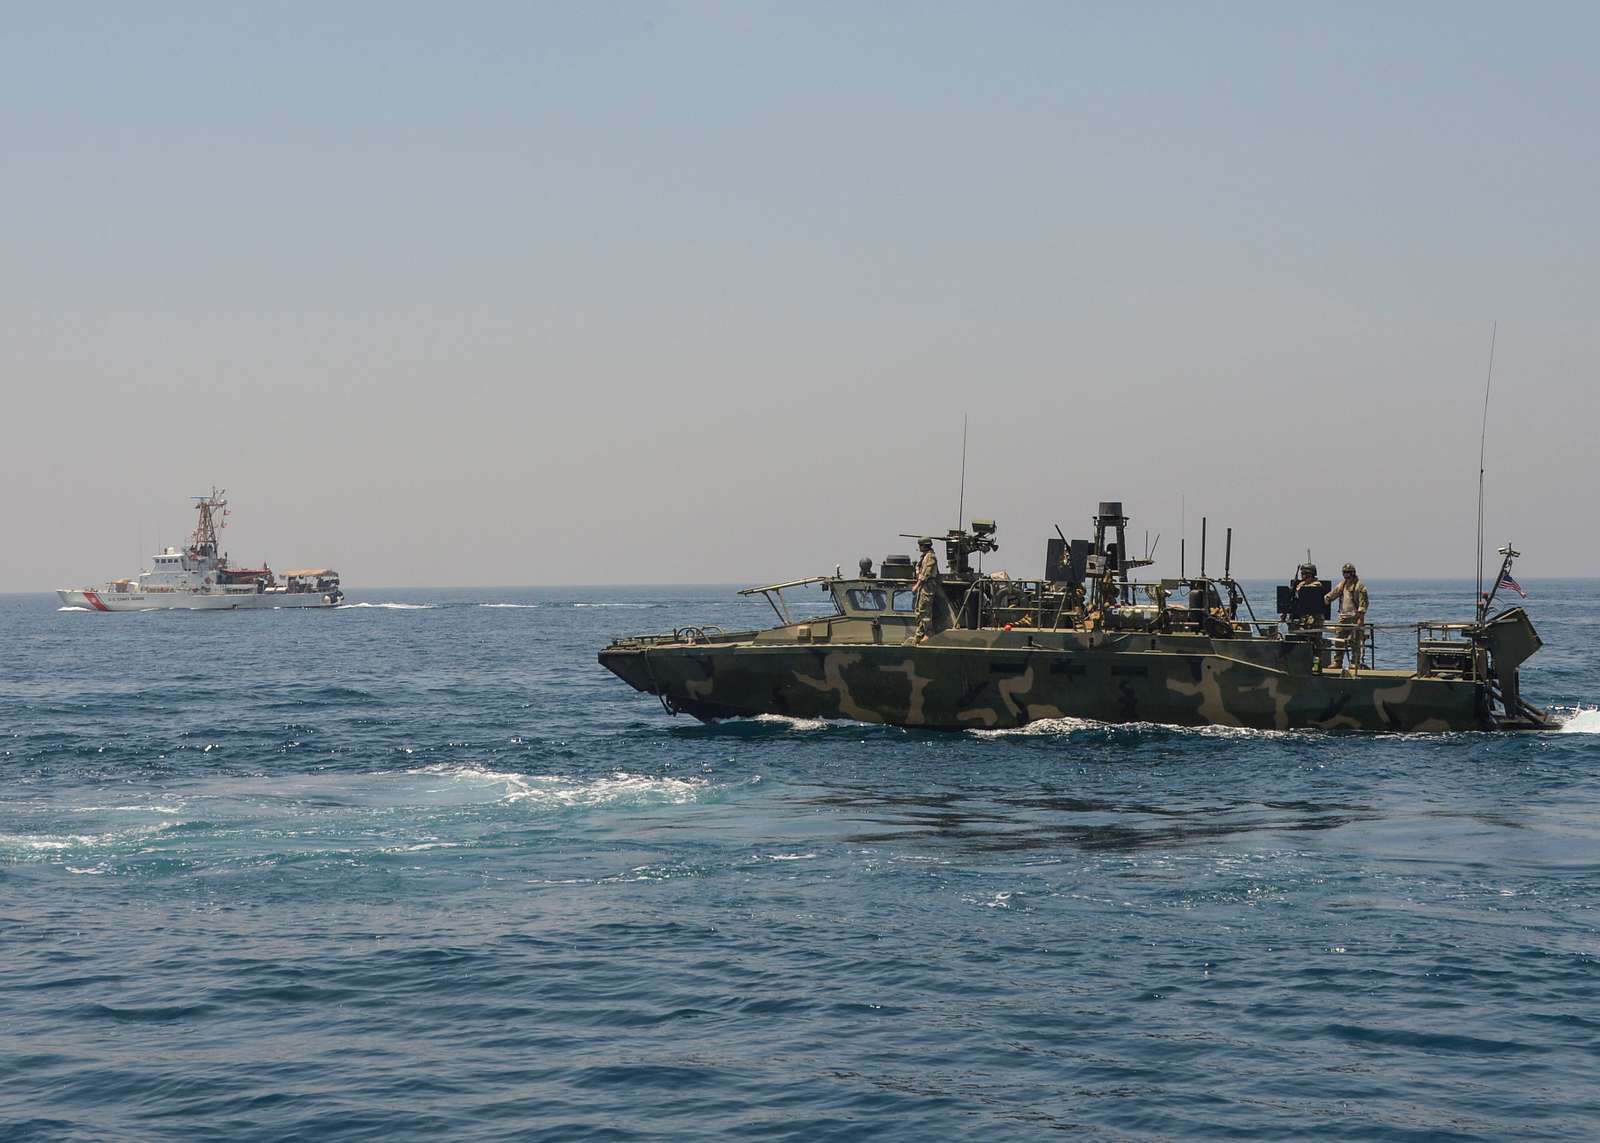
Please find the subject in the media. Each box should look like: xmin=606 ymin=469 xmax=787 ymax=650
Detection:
xmin=732 ymin=573 xmax=1486 ymax=677
xmin=1413 ymin=620 xmax=1485 ymax=681
xmin=934 ymin=575 xmax=1398 ymax=670
xmin=613 ymin=627 xmax=758 ymax=649
xmin=942 ymin=576 xmax=1261 ymax=635
xmin=738 ymin=576 xmax=835 ymax=625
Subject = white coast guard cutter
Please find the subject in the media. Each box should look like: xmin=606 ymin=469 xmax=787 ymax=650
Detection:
xmin=57 ymin=489 xmax=343 ymax=611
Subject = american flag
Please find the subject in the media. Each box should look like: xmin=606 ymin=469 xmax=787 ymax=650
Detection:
xmin=1498 ymin=568 xmax=1528 ymax=598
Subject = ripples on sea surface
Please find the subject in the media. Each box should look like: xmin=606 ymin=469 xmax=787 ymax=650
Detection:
xmin=3 ymin=581 xmax=1598 ymax=1140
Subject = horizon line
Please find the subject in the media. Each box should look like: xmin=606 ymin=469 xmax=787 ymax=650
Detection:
xmin=6 ymin=574 xmax=1599 ymax=596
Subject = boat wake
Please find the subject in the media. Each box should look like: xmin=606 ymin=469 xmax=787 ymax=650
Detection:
xmin=969 ymin=716 xmax=1102 ymax=738
xmin=3 ymin=766 xmax=722 ymax=874
xmin=1 ymin=819 xmax=186 ymax=861
xmin=56 ymin=606 xmax=91 ymax=612
xmin=970 ymin=717 xmax=1302 ymax=740
xmin=682 ymin=714 xmax=839 ymax=736
xmin=1556 ymin=707 xmax=1600 ymax=733
xmin=406 ymin=763 xmax=711 ymax=807
xmin=750 ymin=714 xmax=828 ymax=731
xmin=479 ymin=603 xmax=540 ymax=609
xmin=337 ymin=602 xmax=436 ymax=610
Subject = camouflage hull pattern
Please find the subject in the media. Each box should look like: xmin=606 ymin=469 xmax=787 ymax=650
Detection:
xmin=603 ymin=505 xmax=1551 ymax=733
xmin=600 ymin=627 xmax=1493 ymax=733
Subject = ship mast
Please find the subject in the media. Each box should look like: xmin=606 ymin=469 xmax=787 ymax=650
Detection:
xmin=187 ymin=487 xmax=228 ymax=563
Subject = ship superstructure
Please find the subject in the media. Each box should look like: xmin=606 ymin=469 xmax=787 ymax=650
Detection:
xmin=57 ymin=489 xmax=342 ymax=611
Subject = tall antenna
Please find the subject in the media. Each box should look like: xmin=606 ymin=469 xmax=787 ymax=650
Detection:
xmin=956 ymin=414 xmax=968 ymax=530
xmin=1475 ymin=323 xmax=1498 ymax=618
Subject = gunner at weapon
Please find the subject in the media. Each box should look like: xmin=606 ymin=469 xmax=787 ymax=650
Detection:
xmin=1325 ymin=563 xmax=1369 ymax=671
xmin=1286 ymin=563 xmax=1328 ymax=629
xmin=909 ymin=537 xmax=940 ymax=643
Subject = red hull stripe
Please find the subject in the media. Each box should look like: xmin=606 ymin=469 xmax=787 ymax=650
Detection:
xmin=83 ymin=591 xmax=110 ymax=612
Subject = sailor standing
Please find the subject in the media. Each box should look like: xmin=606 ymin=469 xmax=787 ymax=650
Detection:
xmin=1325 ymin=562 xmax=1369 ymax=672
xmin=910 ymin=537 xmax=940 ymax=643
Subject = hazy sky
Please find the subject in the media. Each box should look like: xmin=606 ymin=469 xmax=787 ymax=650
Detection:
xmin=4 ymin=2 xmax=1596 ymax=590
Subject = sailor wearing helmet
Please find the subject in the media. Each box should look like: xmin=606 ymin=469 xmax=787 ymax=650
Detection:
xmin=1286 ymin=562 xmax=1327 ymax=629
xmin=1325 ymin=562 xmax=1369 ymax=672
xmin=908 ymin=537 xmax=940 ymax=643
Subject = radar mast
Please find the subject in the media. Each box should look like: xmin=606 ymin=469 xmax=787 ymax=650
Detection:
xmin=187 ymin=487 xmax=228 ymax=563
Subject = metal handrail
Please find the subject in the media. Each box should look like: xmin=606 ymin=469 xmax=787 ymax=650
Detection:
xmin=738 ymin=576 xmax=832 ymax=625
xmin=737 ymin=576 xmax=831 ymax=596
xmin=910 ymin=574 xmax=1276 ymax=639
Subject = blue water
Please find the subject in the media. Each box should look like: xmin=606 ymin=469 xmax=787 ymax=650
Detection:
xmin=3 ymin=581 xmax=1598 ymax=1140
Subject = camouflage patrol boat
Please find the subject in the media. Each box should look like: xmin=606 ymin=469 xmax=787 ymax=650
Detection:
xmin=599 ymin=503 xmax=1554 ymax=733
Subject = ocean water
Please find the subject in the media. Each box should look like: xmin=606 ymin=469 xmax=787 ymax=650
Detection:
xmin=3 ymin=580 xmax=1598 ymax=1141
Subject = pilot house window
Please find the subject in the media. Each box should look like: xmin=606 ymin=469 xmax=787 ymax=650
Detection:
xmin=846 ymin=588 xmax=888 ymax=612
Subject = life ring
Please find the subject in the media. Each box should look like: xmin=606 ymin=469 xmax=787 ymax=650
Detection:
xmin=323 ymin=594 xmax=335 ymax=606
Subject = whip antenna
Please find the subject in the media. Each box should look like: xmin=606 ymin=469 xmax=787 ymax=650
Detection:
xmin=1475 ymin=322 xmax=1497 ymax=620
xmin=956 ymin=414 xmax=968 ymax=530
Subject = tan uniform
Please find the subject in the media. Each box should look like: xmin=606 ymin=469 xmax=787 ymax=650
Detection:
xmin=912 ymin=549 xmax=940 ymax=640
xmin=1325 ymin=577 xmax=1369 ymax=668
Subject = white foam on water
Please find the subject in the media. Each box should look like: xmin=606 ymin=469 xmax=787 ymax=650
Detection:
xmin=764 ymin=852 xmax=816 ymax=861
xmin=406 ymin=762 xmax=525 ymax=784
xmin=0 ymin=820 xmax=183 ymax=858
xmin=406 ymin=763 xmax=710 ymax=808
xmin=337 ymin=601 xmax=436 ymax=610
xmin=960 ymin=891 xmax=1016 ymax=908
xmin=1557 ymin=707 xmax=1600 ymax=733
xmin=1171 ymin=723 xmax=1303 ymax=739
xmin=502 ymin=772 xmax=710 ymax=809
xmin=751 ymin=713 xmax=828 ymax=731
xmin=479 ymin=603 xmax=539 ymax=608
xmin=1 ymin=835 xmax=78 ymax=851
xmin=11 ymin=767 xmax=723 ymax=872
xmin=970 ymin=717 xmax=1102 ymax=738
xmin=571 ymin=602 xmax=657 ymax=608
xmin=970 ymin=716 xmax=1300 ymax=740
xmin=56 ymin=606 xmax=91 ymax=612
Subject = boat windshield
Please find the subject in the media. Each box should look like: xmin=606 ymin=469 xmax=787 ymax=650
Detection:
xmin=845 ymin=587 xmax=888 ymax=612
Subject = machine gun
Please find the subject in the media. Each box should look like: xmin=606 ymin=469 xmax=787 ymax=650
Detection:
xmin=1277 ymin=575 xmax=1332 ymax=627
xmin=900 ymin=520 xmax=998 ymax=576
